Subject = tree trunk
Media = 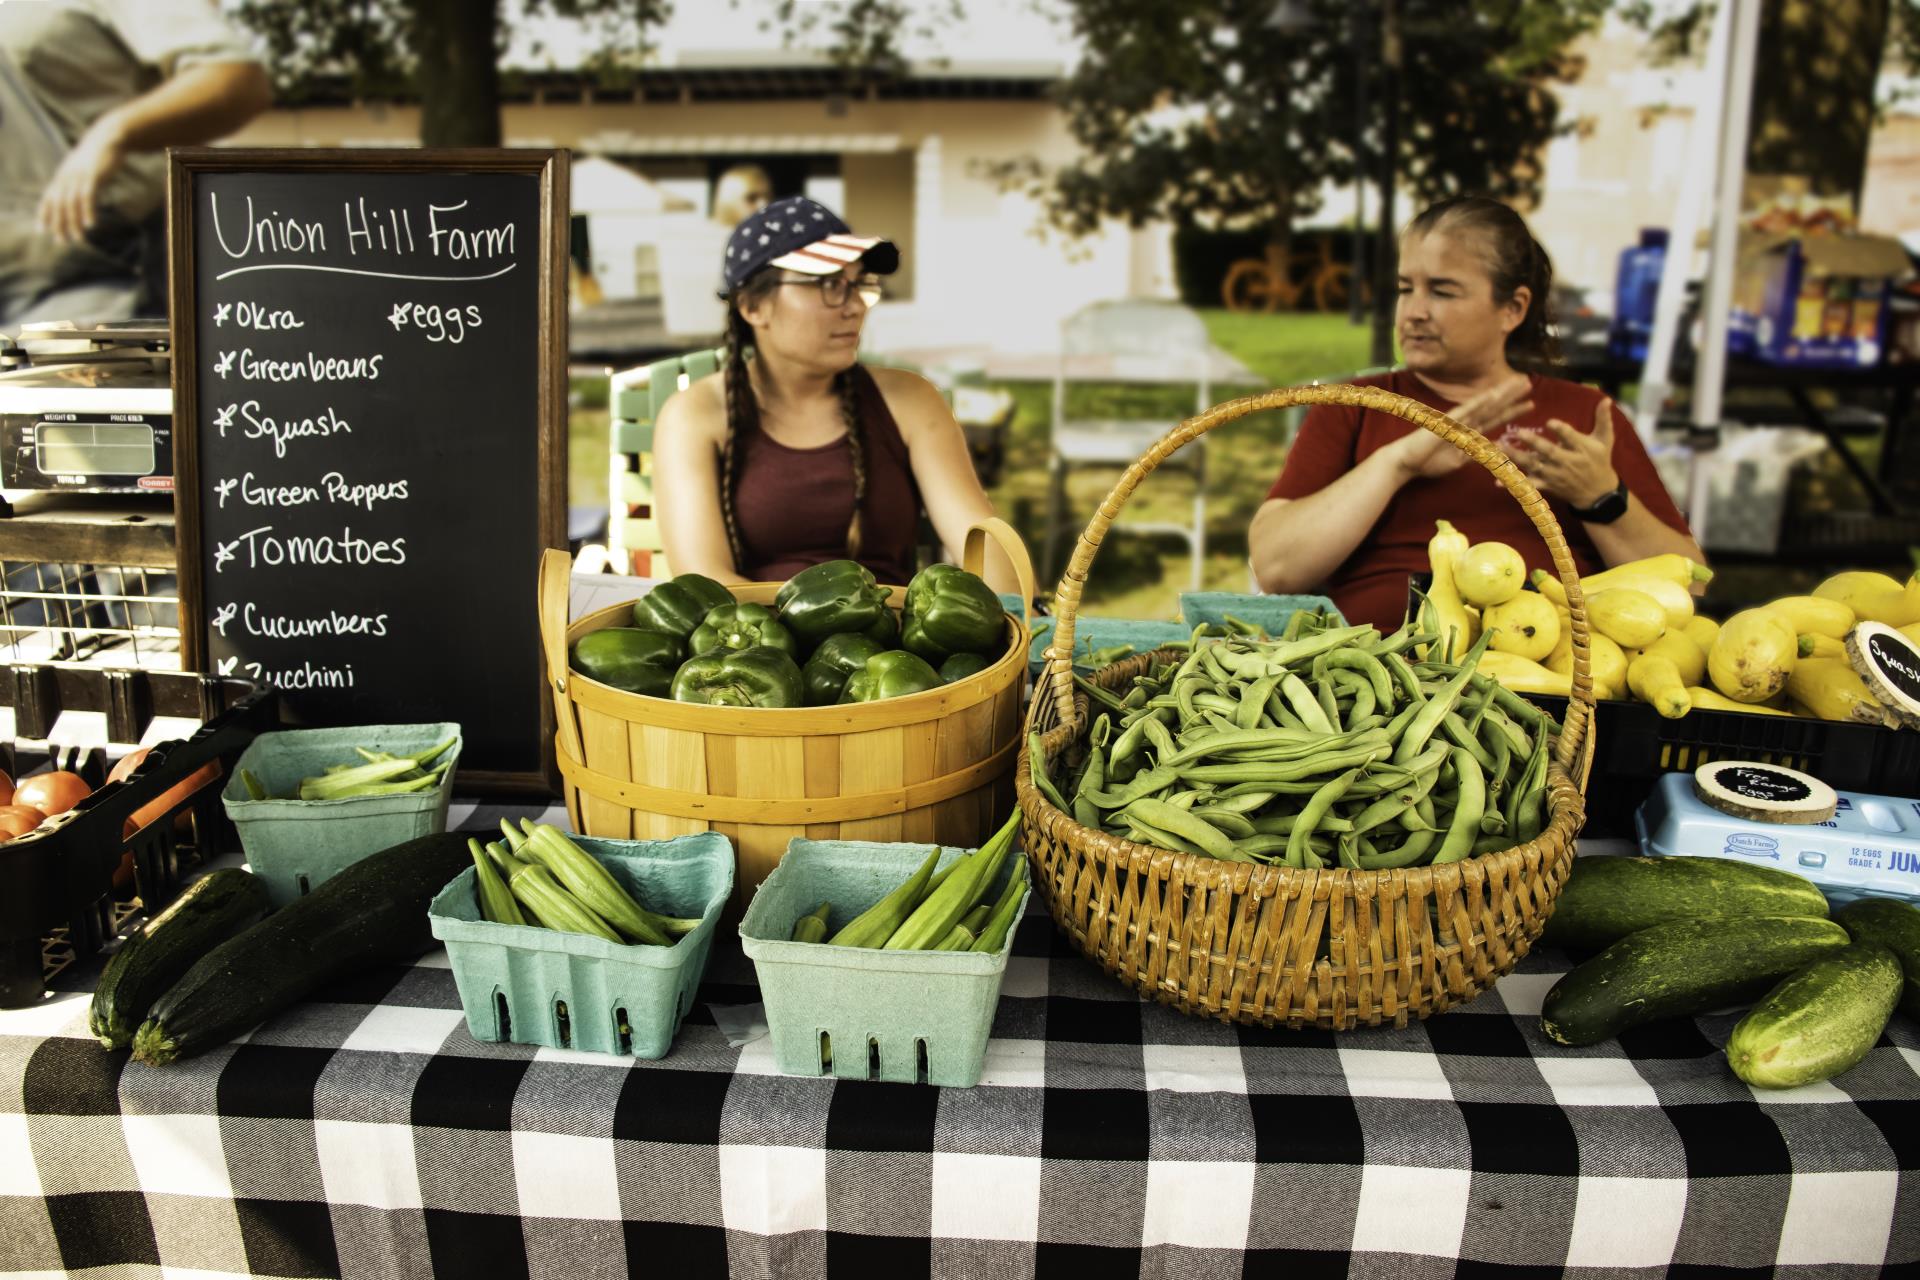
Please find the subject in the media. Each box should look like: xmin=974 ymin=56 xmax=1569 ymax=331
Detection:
xmin=412 ymin=0 xmax=502 ymax=147
xmin=1747 ymin=0 xmax=1888 ymax=202
xmin=1370 ymin=0 xmax=1402 ymax=367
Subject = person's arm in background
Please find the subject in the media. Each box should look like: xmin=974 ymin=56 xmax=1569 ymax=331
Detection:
xmin=884 ymin=370 xmax=1021 ymax=595
xmin=37 ymin=60 xmax=273 ymax=244
xmin=1506 ymin=396 xmax=1706 ymax=573
xmin=652 ymin=384 xmax=751 ymax=585
xmin=1251 ymin=376 xmax=1535 ymax=594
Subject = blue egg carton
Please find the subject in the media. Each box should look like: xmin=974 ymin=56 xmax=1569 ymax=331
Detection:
xmin=1636 ymin=772 xmax=1920 ymax=908
xmin=1026 ymin=616 xmax=1192 ymax=676
xmin=1179 ymin=591 xmax=1342 ymax=638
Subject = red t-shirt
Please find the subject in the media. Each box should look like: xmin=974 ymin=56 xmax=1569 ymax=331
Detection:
xmin=1267 ymin=370 xmax=1691 ymax=633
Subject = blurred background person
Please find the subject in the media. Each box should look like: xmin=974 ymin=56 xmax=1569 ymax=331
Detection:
xmin=0 ymin=0 xmax=271 ymax=327
xmin=710 ymin=162 xmax=772 ymax=229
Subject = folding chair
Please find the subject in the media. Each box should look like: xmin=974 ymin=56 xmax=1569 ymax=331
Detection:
xmin=1040 ymin=300 xmax=1213 ymax=591
xmin=607 ymin=348 xmax=724 ymax=576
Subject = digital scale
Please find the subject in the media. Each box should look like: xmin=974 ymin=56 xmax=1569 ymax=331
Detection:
xmin=0 ymin=321 xmax=172 ymax=495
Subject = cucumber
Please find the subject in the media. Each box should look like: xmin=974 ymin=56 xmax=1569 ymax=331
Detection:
xmin=1725 ymin=943 xmax=1903 ymax=1089
xmin=1541 ymin=915 xmax=1850 ymax=1046
xmin=1539 ymin=855 xmax=1828 ymax=951
xmin=89 ymin=868 xmax=273 ymax=1050
xmin=130 ymin=832 xmax=471 ymax=1065
xmin=1832 ymin=897 xmax=1920 ymax=1020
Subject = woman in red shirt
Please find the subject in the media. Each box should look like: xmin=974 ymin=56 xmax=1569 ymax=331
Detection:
xmin=1248 ymin=197 xmax=1703 ymax=632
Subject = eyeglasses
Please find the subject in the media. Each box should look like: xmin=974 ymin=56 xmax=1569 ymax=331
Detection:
xmin=779 ymin=275 xmax=884 ymax=308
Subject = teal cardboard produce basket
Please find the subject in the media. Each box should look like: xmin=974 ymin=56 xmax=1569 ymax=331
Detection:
xmin=221 ymin=723 xmax=461 ymax=905
xmin=1180 ymin=590 xmax=1342 ymax=637
xmin=739 ymin=838 xmax=1030 ymax=1087
xmin=428 ymin=833 xmax=733 ymax=1058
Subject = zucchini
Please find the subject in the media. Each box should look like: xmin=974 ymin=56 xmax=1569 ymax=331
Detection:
xmin=1541 ymin=915 xmax=1850 ymax=1046
xmin=1726 ymin=943 xmax=1903 ymax=1089
xmin=1833 ymin=897 xmax=1920 ymax=1020
xmin=130 ymin=832 xmax=471 ymax=1065
xmin=89 ymin=868 xmax=273 ymax=1050
xmin=1539 ymin=855 xmax=1828 ymax=951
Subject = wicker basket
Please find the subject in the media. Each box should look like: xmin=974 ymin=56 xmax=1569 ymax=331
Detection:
xmin=540 ymin=520 xmax=1034 ymax=906
xmin=1015 ymin=385 xmax=1597 ymax=1030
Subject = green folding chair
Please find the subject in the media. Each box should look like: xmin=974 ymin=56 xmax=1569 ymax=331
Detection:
xmin=607 ymin=348 xmax=724 ymax=577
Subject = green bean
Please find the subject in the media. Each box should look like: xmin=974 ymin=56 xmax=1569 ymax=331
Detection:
xmin=1392 ymin=629 xmax=1492 ymax=766
xmin=1215 ymin=626 xmax=1378 ymax=677
xmin=1161 ymin=725 xmax=1334 ymax=765
xmin=1202 ymin=710 xmax=1241 ymax=734
xmin=1109 ymin=708 xmax=1169 ymax=781
xmin=1249 ymin=811 xmax=1354 ymax=835
xmin=1200 ymin=645 xmax=1234 ymax=685
xmin=1222 ymin=613 xmax=1265 ymax=638
xmin=1233 ymin=834 xmax=1292 ymax=860
xmin=1123 ymin=684 xmax=1151 ymax=709
xmin=1139 ymin=715 xmax=1177 ymax=760
xmin=1371 ymin=627 xmax=1436 ymax=658
xmin=1505 ymin=726 xmax=1546 ymax=840
xmin=1329 ymin=669 xmax=1378 ymax=726
xmin=1514 ymin=737 xmax=1549 ymax=844
xmin=1279 ymin=674 xmax=1335 ymax=734
xmin=1123 ymin=816 xmax=1205 ymax=856
xmin=1358 ymin=825 xmax=1437 ymax=869
xmin=1478 ymin=701 xmax=1533 ymax=762
xmin=1336 ymin=832 xmax=1364 ymax=869
xmin=1433 ymin=747 xmax=1486 ymax=864
xmin=1072 ymin=739 xmax=1108 ymax=829
xmin=1175 ymin=678 xmax=1204 ymax=726
xmin=1176 ymin=741 xmax=1390 ymax=786
xmin=1164 ymin=789 xmax=1203 ymax=810
xmin=1027 ymin=731 xmax=1073 ymax=813
xmin=1440 ymin=711 xmax=1498 ymax=775
xmin=1324 ymin=648 xmax=1395 ymax=707
xmin=1192 ymin=692 xmax=1242 ymax=717
xmin=1267 ymin=691 xmax=1307 ymax=730
xmin=1315 ymin=675 xmax=1342 ymax=730
xmin=1237 ymin=673 xmax=1282 ymax=731
xmin=1207 ymin=789 xmax=1278 ymax=814
xmin=1287 ymin=768 xmax=1362 ymax=868
xmin=1072 ymin=673 xmax=1128 ymax=712
xmin=1471 ymin=833 xmax=1512 ymax=856
xmin=1382 ymin=652 xmax=1426 ymax=704
xmin=1083 ymin=765 xmax=1179 ymax=810
xmin=1424 ymin=662 xmax=1563 ymax=739
xmin=1478 ymin=808 xmax=1507 ymax=836
xmin=1193 ymin=806 xmax=1257 ymax=839
xmin=1125 ymin=798 xmax=1249 ymax=861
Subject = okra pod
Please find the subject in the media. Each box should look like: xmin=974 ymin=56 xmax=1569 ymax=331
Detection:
xmin=505 ymin=858 xmax=623 ymax=942
xmin=789 ymin=901 xmax=832 ymax=944
xmin=970 ymin=862 xmax=1030 ymax=953
xmin=829 ymin=846 xmax=940 ymax=947
xmin=525 ymin=825 xmax=674 ymax=945
xmin=885 ymin=811 xmax=1020 ymax=950
xmin=470 ymin=838 xmax=527 ymax=927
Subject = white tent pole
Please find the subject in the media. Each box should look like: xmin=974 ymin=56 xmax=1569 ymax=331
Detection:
xmin=1694 ymin=0 xmax=1765 ymax=432
xmin=1633 ymin=0 xmax=1735 ymax=438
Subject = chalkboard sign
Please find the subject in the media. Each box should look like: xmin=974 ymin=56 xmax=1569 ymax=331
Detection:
xmin=168 ymin=149 xmax=568 ymax=794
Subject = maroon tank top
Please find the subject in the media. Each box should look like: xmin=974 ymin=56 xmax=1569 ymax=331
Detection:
xmin=731 ymin=364 xmax=923 ymax=586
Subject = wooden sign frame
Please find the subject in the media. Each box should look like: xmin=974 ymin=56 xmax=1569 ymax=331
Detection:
xmin=167 ymin=147 xmax=569 ymax=796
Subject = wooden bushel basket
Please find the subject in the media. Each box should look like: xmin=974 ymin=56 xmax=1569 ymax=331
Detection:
xmin=540 ymin=520 xmax=1035 ymax=905
xmin=1015 ymin=385 xmax=1598 ymax=1030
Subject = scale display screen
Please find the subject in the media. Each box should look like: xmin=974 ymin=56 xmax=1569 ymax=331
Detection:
xmin=34 ymin=421 xmax=158 ymax=476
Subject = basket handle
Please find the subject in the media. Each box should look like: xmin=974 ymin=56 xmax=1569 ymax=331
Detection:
xmin=1042 ymin=383 xmax=1595 ymax=777
xmin=963 ymin=515 xmax=1035 ymax=631
xmin=538 ymin=547 xmax=587 ymax=771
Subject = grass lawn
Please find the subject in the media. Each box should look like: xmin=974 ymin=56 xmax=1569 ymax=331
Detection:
xmin=565 ymin=311 xmax=1374 ymax=618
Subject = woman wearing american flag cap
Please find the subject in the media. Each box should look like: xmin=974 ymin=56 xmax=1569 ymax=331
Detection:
xmin=651 ymin=196 xmax=1019 ymax=592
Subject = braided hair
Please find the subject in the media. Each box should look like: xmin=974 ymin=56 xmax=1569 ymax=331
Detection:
xmin=1405 ymin=196 xmax=1562 ymax=372
xmin=719 ymin=274 xmax=868 ymax=570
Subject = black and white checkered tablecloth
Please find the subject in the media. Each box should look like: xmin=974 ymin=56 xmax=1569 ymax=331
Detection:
xmin=2 ymin=803 xmax=1916 ymax=1279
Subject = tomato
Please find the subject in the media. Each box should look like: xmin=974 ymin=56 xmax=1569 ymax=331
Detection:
xmin=13 ymin=771 xmax=91 ymax=817
xmin=0 ymin=805 xmax=46 ymax=838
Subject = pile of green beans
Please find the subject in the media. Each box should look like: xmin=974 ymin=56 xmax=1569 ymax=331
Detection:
xmin=1033 ymin=614 xmax=1562 ymax=871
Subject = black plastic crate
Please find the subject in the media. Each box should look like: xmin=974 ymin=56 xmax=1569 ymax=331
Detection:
xmin=0 ymin=667 xmax=275 ymax=1007
xmin=1530 ymin=694 xmax=1920 ymax=839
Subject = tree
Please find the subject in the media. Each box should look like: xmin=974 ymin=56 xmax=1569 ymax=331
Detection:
xmin=985 ymin=0 xmax=1610 ymax=359
xmin=233 ymin=0 xmax=670 ymax=147
xmin=1631 ymin=0 xmax=1900 ymax=204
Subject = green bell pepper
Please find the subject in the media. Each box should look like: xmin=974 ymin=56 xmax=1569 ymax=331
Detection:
xmin=901 ymin=564 xmax=1005 ymax=664
xmin=688 ymin=603 xmax=798 ymax=659
xmin=569 ymin=628 xmax=684 ymax=698
xmin=775 ymin=559 xmax=895 ymax=646
xmin=839 ymin=650 xmax=943 ymax=703
xmin=802 ymin=633 xmax=887 ymax=706
xmin=938 ymin=651 xmax=992 ymax=684
xmin=632 ymin=573 xmax=734 ymax=641
xmin=669 ymin=645 xmax=805 ymax=708
xmin=863 ymin=606 xmax=901 ymax=649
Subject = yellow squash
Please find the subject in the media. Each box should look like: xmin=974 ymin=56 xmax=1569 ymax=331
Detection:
xmin=1588 ymin=588 xmax=1668 ymax=649
xmin=1763 ymin=595 xmax=1855 ymax=640
xmin=1683 ymin=615 xmax=1721 ymax=653
xmin=1688 ymin=686 xmax=1791 ymax=716
xmin=1798 ymin=632 xmax=1846 ymax=661
xmin=1425 ymin=520 xmax=1476 ymax=661
xmin=1582 ymin=554 xmax=1713 ymax=593
xmin=1707 ymin=609 xmax=1799 ymax=704
xmin=1483 ymin=592 xmax=1561 ymax=663
xmin=1815 ymin=571 xmax=1920 ymax=627
xmin=1477 ymin=651 xmax=1574 ymax=697
xmin=1627 ymin=632 xmax=1706 ymax=720
xmin=1787 ymin=658 xmax=1891 ymax=726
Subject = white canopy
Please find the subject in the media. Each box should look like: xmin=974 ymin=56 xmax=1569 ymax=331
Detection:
xmin=571 ymin=156 xmax=693 ymax=215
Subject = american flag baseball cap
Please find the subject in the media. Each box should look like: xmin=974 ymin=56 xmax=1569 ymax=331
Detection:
xmin=719 ymin=196 xmax=899 ymax=296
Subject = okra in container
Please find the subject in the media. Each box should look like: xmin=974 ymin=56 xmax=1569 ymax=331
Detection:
xmin=222 ymin=723 xmax=463 ymax=905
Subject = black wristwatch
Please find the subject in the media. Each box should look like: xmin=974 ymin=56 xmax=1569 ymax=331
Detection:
xmin=1571 ymin=480 xmax=1630 ymax=524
